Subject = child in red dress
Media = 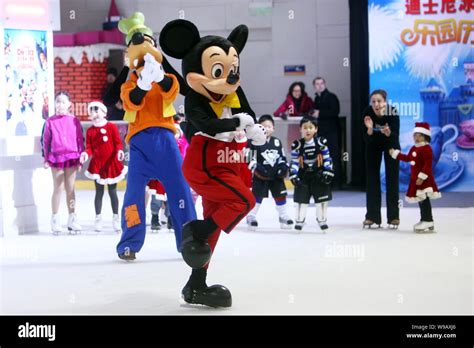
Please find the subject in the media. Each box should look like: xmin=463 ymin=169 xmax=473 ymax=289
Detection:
xmin=80 ymin=101 xmax=128 ymax=232
xmin=390 ymin=122 xmax=441 ymax=233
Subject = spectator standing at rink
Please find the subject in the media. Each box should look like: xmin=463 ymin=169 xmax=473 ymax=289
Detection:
xmin=312 ymin=77 xmax=342 ymax=189
xmin=362 ymin=89 xmax=400 ymax=229
xmin=42 ymin=91 xmax=84 ymax=234
xmin=274 ymin=82 xmax=314 ymax=118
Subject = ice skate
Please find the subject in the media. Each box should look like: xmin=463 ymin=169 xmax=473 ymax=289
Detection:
xmin=94 ymin=215 xmax=102 ymax=232
xmin=112 ymin=214 xmax=121 ymax=233
xmin=181 ymin=220 xmax=212 ymax=269
xmin=276 ymin=204 xmax=293 ymax=229
xmin=317 ymin=219 xmax=329 ymax=232
xmin=246 ymin=215 xmax=258 ymax=231
xmin=159 ymin=208 xmax=167 ymax=226
xmin=151 ymin=214 xmax=160 ymax=233
xmin=414 ymin=221 xmax=435 ymax=233
xmin=51 ymin=214 xmax=63 ymax=235
xmin=388 ymin=219 xmax=400 ymax=229
xmin=279 ymin=216 xmax=294 ymax=229
xmin=294 ymin=220 xmax=305 ymax=232
xmin=67 ymin=213 xmax=82 ymax=234
xmin=167 ymin=215 xmax=173 ymax=231
xmin=118 ymin=250 xmax=136 ymax=261
xmin=362 ymin=219 xmax=381 ymax=229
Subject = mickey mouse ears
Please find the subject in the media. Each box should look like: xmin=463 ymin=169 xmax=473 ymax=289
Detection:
xmin=159 ymin=20 xmax=200 ymax=59
xmin=118 ymin=12 xmax=154 ymax=45
xmin=159 ymin=19 xmax=249 ymax=59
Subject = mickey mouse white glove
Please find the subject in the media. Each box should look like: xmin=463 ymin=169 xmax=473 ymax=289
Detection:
xmin=233 ymin=113 xmax=255 ymax=131
xmin=246 ymin=124 xmax=267 ymax=146
xmin=137 ymin=53 xmax=164 ymax=90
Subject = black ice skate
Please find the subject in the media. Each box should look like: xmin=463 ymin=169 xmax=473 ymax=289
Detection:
xmin=317 ymin=219 xmax=329 ymax=232
xmin=118 ymin=251 xmax=136 ymax=261
xmin=362 ymin=219 xmax=381 ymax=229
xmin=294 ymin=220 xmax=305 ymax=231
xmin=388 ymin=219 xmax=400 ymax=229
xmin=167 ymin=215 xmax=173 ymax=231
xmin=181 ymin=220 xmax=213 ymax=269
xmin=151 ymin=214 xmax=160 ymax=233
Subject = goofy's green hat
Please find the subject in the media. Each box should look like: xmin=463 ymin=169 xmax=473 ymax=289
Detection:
xmin=118 ymin=12 xmax=154 ymax=45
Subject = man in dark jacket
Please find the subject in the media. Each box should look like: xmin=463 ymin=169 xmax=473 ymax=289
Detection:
xmin=313 ymin=77 xmax=341 ymax=188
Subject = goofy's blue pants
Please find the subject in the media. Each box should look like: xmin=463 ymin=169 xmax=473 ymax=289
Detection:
xmin=117 ymin=127 xmax=196 ymax=254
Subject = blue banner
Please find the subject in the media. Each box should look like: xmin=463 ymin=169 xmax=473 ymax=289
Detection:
xmin=368 ymin=0 xmax=473 ymax=192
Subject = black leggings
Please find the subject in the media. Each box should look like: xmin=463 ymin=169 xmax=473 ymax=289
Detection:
xmin=418 ymin=198 xmax=433 ymax=222
xmin=94 ymin=181 xmax=119 ymax=215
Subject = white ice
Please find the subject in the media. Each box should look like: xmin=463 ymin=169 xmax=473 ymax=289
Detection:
xmin=0 ymin=190 xmax=472 ymax=315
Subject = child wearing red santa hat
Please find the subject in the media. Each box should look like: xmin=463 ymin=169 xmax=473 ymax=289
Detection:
xmin=389 ymin=122 xmax=441 ymax=233
xmin=80 ymin=101 xmax=128 ymax=232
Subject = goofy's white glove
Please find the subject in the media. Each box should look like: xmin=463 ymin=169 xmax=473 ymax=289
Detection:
xmin=137 ymin=53 xmax=164 ymax=91
xmin=246 ymin=124 xmax=267 ymax=146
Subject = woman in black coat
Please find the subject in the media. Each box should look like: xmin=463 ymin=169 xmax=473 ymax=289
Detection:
xmin=362 ymin=89 xmax=400 ymax=228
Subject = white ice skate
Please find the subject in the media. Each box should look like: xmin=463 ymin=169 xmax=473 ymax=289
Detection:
xmin=159 ymin=209 xmax=167 ymax=226
xmin=414 ymin=221 xmax=435 ymax=233
xmin=67 ymin=213 xmax=82 ymax=234
xmin=112 ymin=214 xmax=121 ymax=233
xmin=317 ymin=219 xmax=329 ymax=232
xmin=387 ymin=219 xmax=400 ymax=230
xmin=51 ymin=214 xmax=63 ymax=235
xmin=94 ymin=215 xmax=102 ymax=232
xmin=362 ymin=219 xmax=381 ymax=229
xmin=246 ymin=215 xmax=258 ymax=231
xmin=279 ymin=215 xmax=294 ymax=229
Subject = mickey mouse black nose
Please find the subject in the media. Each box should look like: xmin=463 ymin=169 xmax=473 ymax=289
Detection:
xmin=226 ymin=71 xmax=239 ymax=85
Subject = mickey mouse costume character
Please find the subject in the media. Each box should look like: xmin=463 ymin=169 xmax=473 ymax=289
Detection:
xmin=159 ymin=19 xmax=267 ymax=307
xmin=115 ymin=13 xmax=196 ymax=260
xmin=390 ymin=122 xmax=441 ymax=233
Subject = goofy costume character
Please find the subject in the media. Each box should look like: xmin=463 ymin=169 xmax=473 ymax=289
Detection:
xmin=116 ymin=13 xmax=196 ymax=261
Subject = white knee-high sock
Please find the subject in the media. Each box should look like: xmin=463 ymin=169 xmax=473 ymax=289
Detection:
xmin=316 ymin=202 xmax=328 ymax=222
xmin=275 ymin=203 xmax=290 ymax=219
xmin=296 ymin=203 xmax=308 ymax=223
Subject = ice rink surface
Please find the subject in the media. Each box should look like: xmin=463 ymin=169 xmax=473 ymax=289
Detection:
xmin=1 ymin=190 xmax=472 ymax=315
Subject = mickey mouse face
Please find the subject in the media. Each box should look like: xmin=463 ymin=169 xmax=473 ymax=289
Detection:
xmin=186 ymin=45 xmax=240 ymax=103
xmin=159 ymin=19 xmax=248 ymax=103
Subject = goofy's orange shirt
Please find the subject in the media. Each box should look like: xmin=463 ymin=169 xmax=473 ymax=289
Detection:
xmin=121 ymin=72 xmax=179 ymax=144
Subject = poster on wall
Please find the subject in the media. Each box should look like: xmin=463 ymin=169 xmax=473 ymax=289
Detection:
xmin=4 ymin=28 xmax=49 ymax=137
xmin=368 ymin=0 xmax=474 ymax=192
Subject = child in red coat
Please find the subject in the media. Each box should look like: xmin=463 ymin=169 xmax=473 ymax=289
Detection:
xmin=390 ymin=122 xmax=441 ymax=232
xmin=80 ymin=101 xmax=128 ymax=232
